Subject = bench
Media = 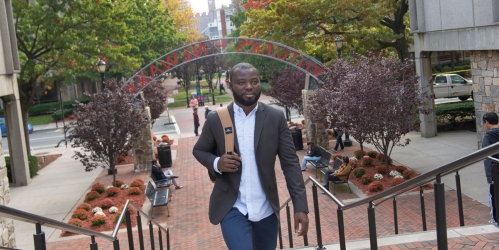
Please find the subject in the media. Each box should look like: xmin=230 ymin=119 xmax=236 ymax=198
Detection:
xmin=320 ymin=160 xmax=354 ymax=195
xmin=150 ymin=172 xmax=171 ymax=189
xmin=307 ymin=146 xmax=332 ymax=178
xmin=145 ymin=181 xmax=169 ymax=218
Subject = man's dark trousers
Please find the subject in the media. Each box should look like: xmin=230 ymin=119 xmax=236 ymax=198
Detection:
xmin=220 ymin=208 xmax=278 ymax=250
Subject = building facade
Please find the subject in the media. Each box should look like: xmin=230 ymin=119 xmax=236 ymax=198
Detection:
xmin=409 ymin=0 xmax=499 ymax=146
xmin=195 ymin=0 xmax=236 ymax=39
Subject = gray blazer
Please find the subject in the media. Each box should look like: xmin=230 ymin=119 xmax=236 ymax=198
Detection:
xmin=192 ymin=102 xmax=308 ymax=225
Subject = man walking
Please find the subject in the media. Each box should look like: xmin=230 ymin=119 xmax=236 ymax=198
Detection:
xmin=482 ymin=112 xmax=499 ymax=224
xmin=193 ymin=108 xmax=200 ymax=136
xmin=192 ymin=62 xmax=309 ymax=250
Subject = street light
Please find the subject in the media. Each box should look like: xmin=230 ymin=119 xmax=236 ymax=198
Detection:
xmin=96 ymin=59 xmax=106 ymax=91
xmin=333 ymin=36 xmax=352 ymax=146
xmin=218 ymin=67 xmax=222 ymax=95
xmin=334 ymin=36 xmax=343 ymax=58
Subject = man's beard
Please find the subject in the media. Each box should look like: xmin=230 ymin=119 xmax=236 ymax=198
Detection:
xmin=233 ymin=91 xmax=261 ymax=107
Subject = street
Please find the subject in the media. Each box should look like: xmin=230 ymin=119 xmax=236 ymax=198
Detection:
xmin=1 ymin=116 xmax=177 ymax=155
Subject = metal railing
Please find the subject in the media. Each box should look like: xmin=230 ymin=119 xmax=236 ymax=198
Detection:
xmin=0 ymin=199 xmax=170 ymax=250
xmin=278 ymin=141 xmax=499 ymax=250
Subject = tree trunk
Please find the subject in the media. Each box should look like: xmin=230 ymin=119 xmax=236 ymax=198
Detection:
xmin=359 ymin=143 xmax=364 ymax=157
xmin=19 ymin=78 xmax=38 ymax=156
xmin=379 ymin=0 xmax=410 ymax=62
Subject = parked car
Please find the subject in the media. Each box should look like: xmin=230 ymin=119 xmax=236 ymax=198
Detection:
xmin=433 ymin=74 xmax=473 ymax=101
xmin=0 ymin=118 xmax=34 ymax=137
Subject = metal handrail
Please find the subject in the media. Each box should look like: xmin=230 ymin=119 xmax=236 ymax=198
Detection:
xmin=0 ymin=204 xmax=114 ymax=241
xmin=112 ymin=200 xmax=168 ymax=238
xmin=312 ymin=141 xmax=499 ymax=210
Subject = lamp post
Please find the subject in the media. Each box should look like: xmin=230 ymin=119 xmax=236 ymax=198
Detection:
xmin=334 ymin=37 xmax=352 ymax=147
xmin=96 ymin=59 xmax=106 ymax=91
xmin=334 ymin=37 xmax=343 ymax=59
xmin=218 ymin=67 xmax=222 ymax=95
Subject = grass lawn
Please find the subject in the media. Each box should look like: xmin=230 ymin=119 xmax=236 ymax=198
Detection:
xmin=28 ymin=115 xmax=53 ymax=125
xmin=168 ymin=97 xmax=233 ymax=108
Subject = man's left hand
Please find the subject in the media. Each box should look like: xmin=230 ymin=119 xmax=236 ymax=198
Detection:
xmin=294 ymin=212 xmax=309 ymax=236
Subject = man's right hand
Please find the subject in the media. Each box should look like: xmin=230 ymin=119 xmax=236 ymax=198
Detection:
xmin=217 ymin=152 xmax=241 ymax=173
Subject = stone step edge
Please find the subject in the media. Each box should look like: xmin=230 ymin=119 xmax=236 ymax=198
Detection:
xmin=287 ymin=224 xmax=499 ymax=250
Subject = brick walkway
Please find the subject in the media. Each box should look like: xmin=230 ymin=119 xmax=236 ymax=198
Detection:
xmin=45 ymin=135 xmax=497 ymax=249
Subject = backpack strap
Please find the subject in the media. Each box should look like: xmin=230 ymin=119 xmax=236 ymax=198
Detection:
xmin=216 ymin=107 xmax=234 ymax=154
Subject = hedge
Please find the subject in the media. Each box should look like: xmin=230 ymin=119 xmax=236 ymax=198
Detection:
xmin=28 ymin=98 xmax=90 ymax=116
xmin=51 ymin=108 xmax=75 ymax=121
xmin=5 ymin=156 xmax=38 ymax=182
xmin=435 ymin=101 xmax=474 ymax=128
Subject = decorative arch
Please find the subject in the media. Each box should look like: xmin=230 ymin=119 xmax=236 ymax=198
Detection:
xmin=121 ymin=38 xmax=330 ymax=96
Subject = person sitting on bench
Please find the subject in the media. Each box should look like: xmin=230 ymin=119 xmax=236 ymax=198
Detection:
xmin=323 ymin=156 xmax=350 ymax=192
xmin=301 ymin=141 xmax=321 ymax=171
xmin=151 ymin=160 xmax=183 ymax=189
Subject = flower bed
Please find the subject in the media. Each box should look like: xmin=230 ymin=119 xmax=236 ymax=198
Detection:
xmin=61 ymin=179 xmax=146 ymax=236
xmin=347 ymin=156 xmax=433 ymax=196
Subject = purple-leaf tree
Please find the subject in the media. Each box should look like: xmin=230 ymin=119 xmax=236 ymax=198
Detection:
xmin=57 ymin=79 xmax=148 ymax=186
xmin=266 ymin=67 xmax=306 ymax=121
xmin=310 ymin=51 xmax=432 ymax=174
xmin=141 ymin=79 xmax=168 ymax=122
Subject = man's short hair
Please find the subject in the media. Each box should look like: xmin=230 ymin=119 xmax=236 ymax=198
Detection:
xmin=229 ymin=62 xmax=259 ymax=83
xmin=483 ymin=112 xmax=499 ymax=125
xmin=151 ymin=159 xmax=157 ymax=164
xmin=306 ymin=141 xmax=313 ymax=145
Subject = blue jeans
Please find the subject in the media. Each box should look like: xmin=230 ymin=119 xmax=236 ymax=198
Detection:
xmin=301 ymin=156 xmax=321 ymax=170
xmin=334 ymin=135 xmax=344 ymax=151
xmin=220 ymin=208 xmax=278 ymax=250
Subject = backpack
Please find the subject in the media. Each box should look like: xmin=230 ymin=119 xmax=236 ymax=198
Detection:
xmin=207 ymin=107 xmax=235 ymax=182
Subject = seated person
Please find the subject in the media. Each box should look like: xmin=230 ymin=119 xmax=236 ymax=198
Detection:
xmin=323 ymin=156 xmax=351 ymax=192
xmin=301 ymin=141 xmax=322 ymax=171
xmin=151 ymin=159 xmax=183 ymax=189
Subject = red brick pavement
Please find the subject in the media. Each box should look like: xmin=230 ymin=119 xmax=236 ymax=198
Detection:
xmin=46 ymin=134 xmax=496 ymax=249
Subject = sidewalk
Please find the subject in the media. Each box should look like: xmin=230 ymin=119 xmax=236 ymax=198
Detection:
xmin=8 ymin=80 xmax=499 ymax=249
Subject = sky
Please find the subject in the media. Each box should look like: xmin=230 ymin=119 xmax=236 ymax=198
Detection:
xmin=190 ymin=0 xmax=233 ymax=14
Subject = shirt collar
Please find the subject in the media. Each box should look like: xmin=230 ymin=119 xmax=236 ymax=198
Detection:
xmin=233 ymin=102 xmax=258 ymax=117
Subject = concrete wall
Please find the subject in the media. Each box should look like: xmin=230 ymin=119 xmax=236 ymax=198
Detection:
xmin=470 ymin=50 xmax=499 ymax=148
xmin=410 ymin=0 xmax=499 ymax=33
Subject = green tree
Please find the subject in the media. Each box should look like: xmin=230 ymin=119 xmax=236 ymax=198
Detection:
xmin=241 ymin=0 xmax=411 ymax=62
xmin=13 ymin=0 xmax=137 ymax=152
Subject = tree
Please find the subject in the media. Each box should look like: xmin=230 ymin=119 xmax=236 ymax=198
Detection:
xmin=141 ymin=80 xmax=168 ymax=122
xmin=175 ymin=64 xmax=196 ymax=107
xmin=240 ymin=0 xmax=411 ymax=62
xmin=164 ymin=0 xmax=201 ymax=43
xmin=199 ymin=50 xmax=220 ymax=105
xmin=266 ymin=68 xmax=306 ymax=121
xmin=58 ymin=79 xmax=148 ymax=186
xmin=12 ymin=0 xmax=141 ymax=153
xmin=309 ymin=52 xmax=432 ymax=174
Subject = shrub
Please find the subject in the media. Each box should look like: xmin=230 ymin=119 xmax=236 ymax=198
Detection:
xmin=362 ymin=157 xmax=374 ymax=166
xmin=402 ymin=170 xmax=417 ymax=179
xmin=114 ymin=180 xmax=125 ymax=187
xmin=77 ymin=203 xmax=91 ymax=211
xmin=353 ymin=168 xmax=367 ymax=178
xmin=368 ymin=181 xmax=383 ymax=192
xmin=348 ymin=161 xmax=357 ymax=168
xmin=115 ymin=213 xmax=125 ymax=223
xmin=361 ymin=174 xmax=373 ymax=185
xmin=354 ymin=150 xmax=366 ymax=159
xmin=377 ymin=154 xmax=392 ymax=165
xmin=91 ymin=183 xmax=105 ymax=194
xmin=109 ymin=206 xmax=119 ymax=214
xmin=375 ymin=166 xmax=386 ymax=175
xmin=121 ymin=184 xmax=129 ymax=190
xmin=28 ymin=98 xmax=90 ymax=116
xmin=91 ymin=215 xmax=107 ymax=226
xmin=367 ymin=151 xmax=378 ymax=158
xmin=101 ymin=198 xmax=115 ymax=209
xmin=106 ymin=187 xmax=120 ymax=197
xmin=132 ymin=178 xmax=145 ymax=185
xmin=332 ymin=154 xmax=342 ymax=160
xmin=391 ymin=178 xmax=405 ymax=186
xmin=6 ymin=156 xmax=40 ymax=181
xmin=85 ymin=191 xmax=100 ymax=201
xmin=72 ymin=209 xmax=88 ymax=220
xmin=130 ymin=180 xmax=144 ymax=190
xmin=92 ymin=207 xmax=103 ymax=214
xmin=373 ymin=173 xmax=383 ymax=180
xmin=68 ymin=218 xmax=83 ymax=227
xmin=395 ymin=166 xmax=407 ymax=173
xmin=162 ymin=137 xmax=170 ymax=142
xmin=128 ymin=187 xmax=142 ymax=195
xmin=51 ymin=108 xmax=75 ymax=121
